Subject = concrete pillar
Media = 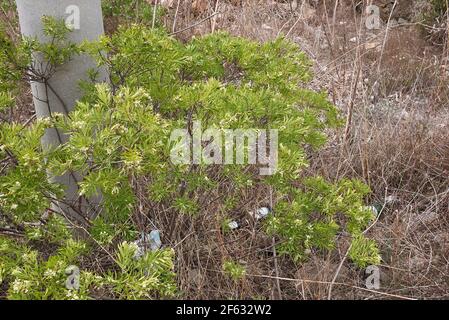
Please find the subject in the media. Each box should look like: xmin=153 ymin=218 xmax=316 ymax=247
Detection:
xmin=15 ymin=0 xmax=107 ymax=225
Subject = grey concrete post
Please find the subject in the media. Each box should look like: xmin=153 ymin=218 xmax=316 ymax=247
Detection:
xmin=15 ymin=0 xmax=107 ymax=225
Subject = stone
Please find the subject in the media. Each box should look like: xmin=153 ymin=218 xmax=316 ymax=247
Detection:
xmin=364 ymin=41 xmax=380 ymax=51
xmin=300 ymin=1 xmax=316 ymax=20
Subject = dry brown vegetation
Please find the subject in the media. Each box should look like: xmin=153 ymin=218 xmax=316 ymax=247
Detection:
xmin=1 ymin=0 xmax=448 ymax=299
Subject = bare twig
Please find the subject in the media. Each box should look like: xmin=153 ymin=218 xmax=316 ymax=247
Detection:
xmin=170 ymin=11 xmax=221 ymax=36
xmin=172 ymin=0 xmax=181 ymax=33
xmin=211 ymin=0 xmax=220 ymax=34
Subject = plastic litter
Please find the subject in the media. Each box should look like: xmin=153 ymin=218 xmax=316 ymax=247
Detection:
xmin=149 ymin=230 xmax=162 ymax=250
xmin=249 ymin=207 xmax=272 ymax=220
xmin=385 ymin=195 xmax=397 ymax=204
xmin=365 ymin=196 xmax=398 ymax=220
xmin=133 ymin=230 xmax=162 ymax=259
xmin=366 ymin=205 xmax=379 ymax=216
xmin=228 ymin=221 xmax=239 ymax=230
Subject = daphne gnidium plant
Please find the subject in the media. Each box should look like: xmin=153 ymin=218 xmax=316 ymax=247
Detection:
xmin=0 ymin=16 xmax=381 ymax=299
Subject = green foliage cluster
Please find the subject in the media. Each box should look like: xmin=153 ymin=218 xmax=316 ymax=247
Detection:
xmin=267 ymin=177 xmax=381 ymax=266
xmin=427 ymin=0 xmax=448 ymax=20
xmin=0 ymin=16 xmax=77 ymax=112
xmin=423 ymin=0 xmax=448 ymax=45
xmin=0 ymin=16 xmax=381 ymax=299
xmin=0 ymin=236 xmax=176 ymax=299
xmin=223 ymin=259 xmax=246 ymax=282
xmin=102 ymin=0 xmax=165 ymax=27
xmin=0 ymin=0 xmax=15 ymax=14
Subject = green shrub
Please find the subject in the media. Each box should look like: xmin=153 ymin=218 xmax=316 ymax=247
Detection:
xmin=266 ymin=177 xmax=380 ymax=266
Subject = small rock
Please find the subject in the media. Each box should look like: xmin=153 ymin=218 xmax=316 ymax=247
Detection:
xmin=159 ymin=0 xmax=174 ymax=8
xmin=300 ymin=2 xmax=316 ymax=20
xmin=192 ymin=0 xmax=208 ymax=16
xmin=262 ymin=24 xmax=273 ymax=30
xmin=419 ymin=212 xmax=438 ymax=225
xmin=385 ymin=195 xmax=397 ymax=204
xmin=291 ymin=0 xmax=298 ymax=11
xmin=409 ymin=255 xmax=428 ymax=271
xmin=364 ymin=41 xmax=380 ymax=51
